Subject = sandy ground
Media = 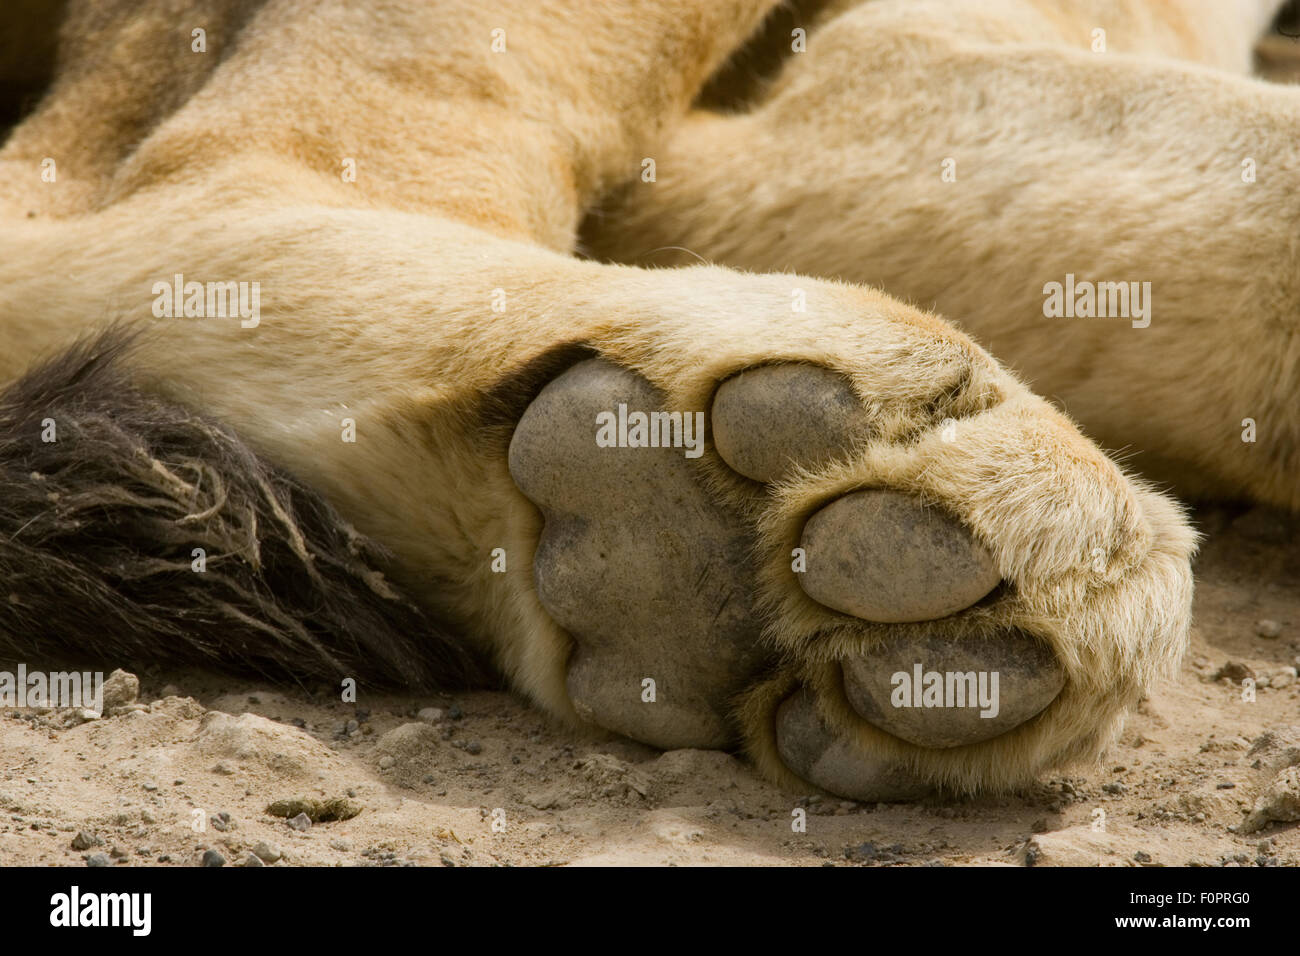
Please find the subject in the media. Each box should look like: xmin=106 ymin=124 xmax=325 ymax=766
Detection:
xmin=0 ymin=502 xmax=1296 ymax=868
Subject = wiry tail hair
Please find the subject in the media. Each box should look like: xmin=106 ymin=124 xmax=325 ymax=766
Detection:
xmin=0 ymin=329 xmax=483 ymax=691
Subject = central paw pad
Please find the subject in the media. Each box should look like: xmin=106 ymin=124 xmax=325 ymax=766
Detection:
xmin=508 ymin=359 xmax=770 ymax=750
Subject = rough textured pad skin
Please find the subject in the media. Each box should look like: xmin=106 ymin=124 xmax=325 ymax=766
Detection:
xmin=841 ymin=631 xmax=1065 ymax=748
xmin=711 ymin=364 xmax=866 ymax=482
xmin=776 ymin=689 xmax=935 ymax=802
xmin=508 ymin=358 xmax=770 ymax=749
xmin=800 ymin=489 xmax=1002 ymax=622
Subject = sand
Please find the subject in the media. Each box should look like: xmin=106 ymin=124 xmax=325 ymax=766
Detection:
xmin=1 ymin=503 xmax=1296 ymax=868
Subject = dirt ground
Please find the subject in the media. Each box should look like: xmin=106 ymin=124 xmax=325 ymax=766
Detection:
xmin=1 ymin=502 xmax=1296 ymax=868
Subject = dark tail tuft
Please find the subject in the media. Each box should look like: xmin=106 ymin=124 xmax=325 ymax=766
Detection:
xmin=0 ymin=329 xmax=484 ymax=691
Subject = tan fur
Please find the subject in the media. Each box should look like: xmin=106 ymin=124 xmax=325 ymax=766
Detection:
xmin=0 ymin=0 xmax=1260 ymax=793
xmin=586 ymin=0 xmax=1300 ymax=509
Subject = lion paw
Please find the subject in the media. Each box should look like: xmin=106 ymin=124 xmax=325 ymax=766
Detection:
xmin=509 ymin=354 xmax=1193 ymax=800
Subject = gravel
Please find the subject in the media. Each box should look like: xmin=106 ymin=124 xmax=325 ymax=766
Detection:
xmin=1254 ymin=620 xmax=1283 ymax=639
xmin=99 ymin=669 xmax=140 ymax=713
xmin=251 ymin=841 xmax=282 ymax=863
xmin=70 ymin=831 xmax=101 ymax=851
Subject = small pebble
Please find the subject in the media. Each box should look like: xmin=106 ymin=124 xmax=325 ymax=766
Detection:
xmin=378 ymin=755 xmax=396 ymax=770
xmin=251 ymin=841 xmax=282 ymax=863
xmin=418 ymin=708 xmax=443 ymax=723
xmin=1214 ymin=661 xmax=1255 ymax=683
xmin=99 ymin=669 xmax=140 ymax=712
xmin=287 ymin=812 xmax=312 ymax=831
xmin=448 ymin=705 xmax=464 ymax=720
xmin=242 ymin=853 xmax=264 ymax=867
xmin=1254 ymin=620 xmax=1283 ymax=639
xmin=201 ymin=849 xmax=225 ymax=867
xmin=70 ymin=831 xmax=100 ymax=851
xmin=85 ymin=853 xmax=111 ymax=868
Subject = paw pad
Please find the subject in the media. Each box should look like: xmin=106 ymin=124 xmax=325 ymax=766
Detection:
xmin=799 ymin=489 xmax=1002 ymax=623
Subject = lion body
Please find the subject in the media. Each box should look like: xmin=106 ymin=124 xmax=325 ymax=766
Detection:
xmin=0 ymin=0 xmax=1288 ymax=793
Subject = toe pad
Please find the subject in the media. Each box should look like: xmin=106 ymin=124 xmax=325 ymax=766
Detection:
xmin=775 ymin=690 xmax=935 ymax=802
xmin=799 ymin=489 xmax=1001 ymax=622
xmin=711 ymin=364 xmax=867 ymax=482
xmin=841 ymin=630 xmax=1064 ymax=748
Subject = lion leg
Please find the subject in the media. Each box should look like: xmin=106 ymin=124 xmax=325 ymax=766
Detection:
xmin=805 ymin=0 xmax=1288 ymax=72
xmin=0 ymin=0 xmax=1196 ymax=797
xmin=1 ymin=194 xmax=1196 ymax=796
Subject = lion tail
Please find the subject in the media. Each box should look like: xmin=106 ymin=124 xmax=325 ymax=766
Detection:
xmin=0 ymin=329 xmax=483 ymax=692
